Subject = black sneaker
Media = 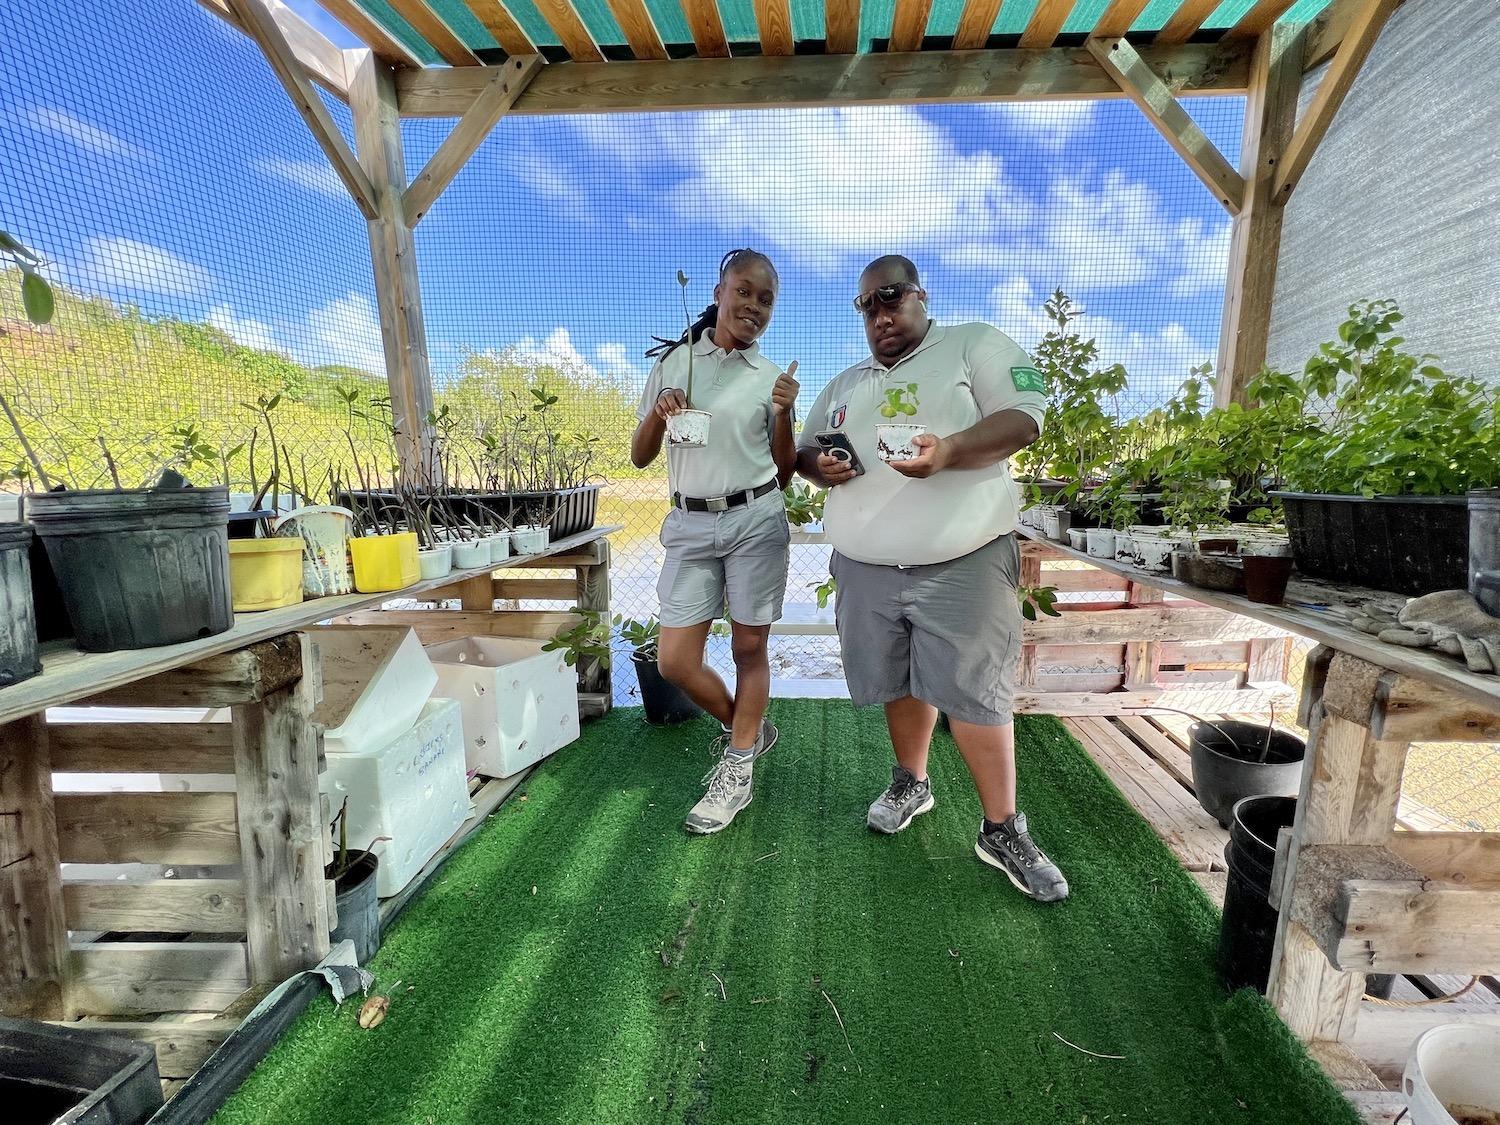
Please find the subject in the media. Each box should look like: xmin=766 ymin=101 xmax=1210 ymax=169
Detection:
xmin=975 ymin=813 xmax=1069 ymax=902
xmin=866 ymin=765 xmax=935 ymax=834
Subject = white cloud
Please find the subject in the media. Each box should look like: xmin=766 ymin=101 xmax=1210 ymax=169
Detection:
xmin=594 ymin=341 xmax=643 ymax=383
xmin=1167 ymin=215 xmax=1231 ymax=298
xmin=983 ymin=101 xmax=1097 ymax=149
xmin=74 ymin=236 xmax=214 ymax=298
xmin=207 ymin=304 xmax=278 ymax=353
xmin=21 ymin=106 xmax=151 ymax=162
xmin=512 ymin=149 xmax=591 ymax=222
xmin=255 ymin=157 xmax=346 ymax=200
xmin=300 ymin=292 xmax=386 ymax=372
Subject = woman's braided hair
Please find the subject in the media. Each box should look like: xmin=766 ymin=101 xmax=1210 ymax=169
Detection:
xmin=645 ymin=248 xmax=779 ymax=360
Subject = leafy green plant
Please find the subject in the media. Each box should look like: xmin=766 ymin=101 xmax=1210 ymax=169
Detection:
xmin=878 ymin=383 xmax=919 ymax=419
xmin=1 ymin=232 xmax=53 ymax=325
xmin=809 ymin=574 xmax=837 ymax=609
xmin=1017 ymin=584 xmax=1061 ymax=622
xmin=542 ymin=609 xmax=612 ymax=669
xmin=614 ymin=613 xmax=661 ymax=661
xmin=782 ymin=482 xmax=826 ymax=528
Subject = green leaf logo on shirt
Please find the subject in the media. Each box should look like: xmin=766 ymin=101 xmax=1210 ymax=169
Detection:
xmin=1010 ymin=366 xmax=1045 ymax=393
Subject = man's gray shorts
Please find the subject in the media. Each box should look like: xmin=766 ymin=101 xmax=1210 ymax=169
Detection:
xmin=830 ymin=533 xmax=1023 ymax=726
xmin=657 ymin=488 xmax=790 ymax=627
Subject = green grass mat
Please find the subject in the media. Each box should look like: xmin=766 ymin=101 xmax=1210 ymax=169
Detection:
xmin=213 ymin=703 xmax=1358 ymax=1125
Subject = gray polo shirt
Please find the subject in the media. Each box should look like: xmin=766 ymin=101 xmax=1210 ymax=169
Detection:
xmin=797 ymin=321 xmax=1046 ymax=567
xmin=637 ymin=332 xmax=784 ymax=499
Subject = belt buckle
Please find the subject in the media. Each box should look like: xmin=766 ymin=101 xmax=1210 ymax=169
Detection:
xmin=705 ymin=495 xmax=730 ymax=513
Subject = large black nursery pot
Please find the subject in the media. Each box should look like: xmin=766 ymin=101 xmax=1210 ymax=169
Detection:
xmin=1273 ymin=491 xmax=1469 ymax=595
xmin=328 ymin=849 xmax=381 ymax=964
xmin=1189 ymin=719 xmax=1306 ymax=829
xmin=0 ymin=524 xmax=41 ymax=688
xmin=25 ymin=484 xmax=233 ymax=652
xmin=1471 ymin=489 xmax=1500 ymax=617
xmin=633 ymin=651 xmax=702 ymax=725
xmin=0 ymin=1015 xmax=163 ymax=1125
xmin=1218 ymin=794 xmax=1297 ymax=994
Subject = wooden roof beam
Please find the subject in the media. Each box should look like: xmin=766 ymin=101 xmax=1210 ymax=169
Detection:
xmin=1154 ymin=0 xmax=1216 ymax=44
xmin=386 ymin=0 xmax=483 ymax=65
xmin=753 ymin=0 xmax=796 ymax=56
xmin=1088 ymin=36 xmax=1244 ymax=213
xmin=1019 ymin=0 xmax=1076 ymax=50
xmin=951 ymin=0 xmax=1001 ymax=50
xmin=1274 ymin=0 xmax=1397 ymax=203
xmin=888 ymin=0 xmax=933 ymax=52
xmin=1091 ymin=0 xmax=1148 ymax=38
xmin=467 ymin=0 xmax=539 ymax=55
xmin=530 ymin=0 xmax=606 ymax=61
xmin=1224 ymin=0 xmax=1300 ymax=39
xmin=604 ymin=0 xmax=669 ymax=59
xmin=825 ymin=0 xmax=860 ymax=53
xmin=1303 ymin=0 xmax=1406 ymax=70
xmin=314 ymin=0 xmax=425 ymax=68
xmin=680 ymin=0 xmax=731 ymax=57
xmin=199 ymin=0 xmax=350 ymax=95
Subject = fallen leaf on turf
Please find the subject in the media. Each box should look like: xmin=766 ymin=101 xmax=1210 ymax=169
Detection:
xmin=659 ymin=987 xmax=682 ymax=1005
xmin=358 ymin=995 xmax=389 ymax=1029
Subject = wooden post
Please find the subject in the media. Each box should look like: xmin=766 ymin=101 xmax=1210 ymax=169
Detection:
xmin=1215 ymin=23 xmax=1306 ymax=407
xmin=457 ymin=573 xmax=496 ymax=611
xmin=231 ymin=636 xmax=330 ymax=983
xmin=349 ymin=49 xmax=435 ymax=480
xmin=0 ymin=717 xmax=68 ymax=1019
xmin=576 ymin=539 xmax=612 ymax=709
xmin=1018 ymin=546 xmax=1043 ymax=689
xmin=1123 ymin=581 xmax=1164 ymax=689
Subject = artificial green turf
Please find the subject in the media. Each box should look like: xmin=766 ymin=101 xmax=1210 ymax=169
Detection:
xmin=213 ymin=702 xmax=1359 ymax=1125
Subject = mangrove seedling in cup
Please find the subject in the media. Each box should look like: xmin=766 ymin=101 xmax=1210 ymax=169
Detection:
xmin=665 ymin=269 xmax=712 ymax=448
xmin=875 ymin=383 xmax=924 ymax=463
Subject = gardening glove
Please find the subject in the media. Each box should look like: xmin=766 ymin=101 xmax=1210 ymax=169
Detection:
xmin=1352 ymin=606 xmax=1402 ymax=636
xmin=1376 ymin=590 xmax=1500 ymax=674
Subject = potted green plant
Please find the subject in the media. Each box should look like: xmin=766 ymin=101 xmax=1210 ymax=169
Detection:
xmin=326 ymin=796 xmax=387 ymax=965
xmin=614 ymin=614 xmax=702 ymax=725
xmin=875 ymin=383 xmax=923 ymax=463
xmin=665 ymin=269 xmax=711 ymax=448
xmin=782 ymin=481 xmax=826 ymax=530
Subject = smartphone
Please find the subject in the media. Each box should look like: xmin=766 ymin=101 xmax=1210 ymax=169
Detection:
xmin=814 ymin=430 xmax=866 ymax=476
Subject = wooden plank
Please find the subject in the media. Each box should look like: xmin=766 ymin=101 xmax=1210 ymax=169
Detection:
xmin=198 ymin=0 xmax=348 ymax=95
xmin=604 ymin=0 xmax=668 ymax=59
xmin=493 ymin=577 xmax=580 ymax=600
xmin=1159 ymin=641 xmax=1251 ymax=665
xmin=575 ymin=538 xmax=611 ymax=702
xmin=1333 ymin=879 xmax=1500 ymax=974
xmin=80 ymin=637 xmax=303 ymax=713
xmin=752 ymin=0 xmax=795 ymax=56
xmin=1117 ymin=715 xmax=1196 ymax=791
xmin=1273 ymin=0 xmax=1396 ymax=203
xmin=1033 ymin=642 xmax=1125 ymax=668
xmin=530 ymin=0 xmax=605 ymax=61
xmin=55 ymin=793 xmax=241 ymax=866
xmin=1306 ymin=1037 xmax=1386 ymax=1092
xmin=332 ymin=608 xmax=580 ymax=643
xmin=233 ymin=645 xmax=330 ymax=984
xmin=47 ymin=723 xmax=235 ymax=774
xmin=1020 ymin=685 xmax=1294 ymax=716
xmin=1025 ymin=605 xmax=1287 ymax=644
xmin=951 ymin=0 xmax=1002 ymax=50
xmin=1246 ymin=635 xmax=1290 ymax=685
xmin=404 ymin=54 xmax=545 ymax=226
xmin=395 ymin=42 xmax=1253 ymax=115
xmin=1087 ymin=37 xmax=1245 ymax=213
xmin=224 ymin=0 xmax=379 ymax=219
xmin=578 ymin=691 xmax=609 ymax=720
xmin=1018 ymin=0 xmax=1075 ymax=50
xmin=1124 ymin=581 xmax=1164 ymax=689
xmin=680 ymin=0 xmax=731 ymax=57
xmin=825 ymin=0 xmax=860 ymax=53
xmin=63 ymin=880 xmax=246 ymax=933
xmin=1373 ymin=675 xmax=1500 ymax=743
xmin=1154 ymin=0 xmax=1217 ymax=44
xmin=1303 ymin=0 xmax=1403 ymax=71
xmin=316 ymin=0 xmax=426 ymax=67
xmin=0 ymin=716 xmax=68 ymax=1019
xmin=1042 ymin=567 xmax=1126 ymax=592
xmin=69 ymin=943 xmax=250 ymax=1016
xmin=385 ymin=0 xmax=483 ymax=65
xmin=1224 ymin=0 xmax=1300 ymax=39
xmin=1191 ymin=868 xmax=1227 ymax=908
xmin=468 ymin=0 xmax=538 ymax=55
xmin=1390 ymin=832 xmax=1500 ymax=886
xmin=73 ymin=1017 xmax=239 ymax=1080
xmin=888 ymin=0 xmax=933 ymax=52
xmin=1091 ymin=0 xmax=1149 ymax=37
xmin=452 ymin=573 xmax=496 ymax=610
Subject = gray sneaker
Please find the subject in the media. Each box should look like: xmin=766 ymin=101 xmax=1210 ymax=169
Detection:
xmin=975 ymin=813 xmax=1069 ymax=902
xmin=866 ymin=765 xmax=935 ymax=834
xmin=713 ymin=720 xmax=778 ymax=760
xmin=684 ymin=754 xmax=754 ymax=834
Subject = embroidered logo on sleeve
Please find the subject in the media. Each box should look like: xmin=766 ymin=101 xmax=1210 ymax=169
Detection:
xmin=1010 ymin=366 xmax=1045 ymax=393
xmin=830 ymin=404 xmax=847 ymax=429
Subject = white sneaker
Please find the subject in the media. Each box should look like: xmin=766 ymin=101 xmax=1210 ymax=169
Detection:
xmin=683 ymin=754 xmax=754 ymax=835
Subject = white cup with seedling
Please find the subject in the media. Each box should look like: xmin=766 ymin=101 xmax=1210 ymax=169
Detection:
xmin=665 ymin=268 xmax=712 ymax=448
xmin=875 ymin=383 xmax=924 ymax=463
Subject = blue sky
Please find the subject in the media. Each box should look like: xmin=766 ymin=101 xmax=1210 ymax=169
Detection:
xmin=1 ymin=0 xmax=1244 ymax=412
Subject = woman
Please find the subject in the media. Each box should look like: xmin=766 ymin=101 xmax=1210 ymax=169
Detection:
xmin=631 ymin=248 xmax=799 ymax=835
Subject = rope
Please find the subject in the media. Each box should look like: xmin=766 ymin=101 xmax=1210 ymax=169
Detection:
xmin=1365 ymin=976 xmax=1479 ymax=1007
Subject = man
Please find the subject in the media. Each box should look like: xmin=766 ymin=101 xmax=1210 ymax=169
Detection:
xmin=795 ymin=255 xmax=1068 ymax=903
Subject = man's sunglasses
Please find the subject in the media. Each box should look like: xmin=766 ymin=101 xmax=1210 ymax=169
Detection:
xmin=852 ymin=282 xmax=920 ymax=315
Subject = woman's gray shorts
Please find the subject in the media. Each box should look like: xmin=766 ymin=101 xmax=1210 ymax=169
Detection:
xmin=829 ymin=533 xmax=1023 ymax=726
xmin=657 ymin=488 xmax=790 ymax=627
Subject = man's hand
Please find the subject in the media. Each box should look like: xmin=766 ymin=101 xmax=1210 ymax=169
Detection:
xmin=888 ymin=433 xmax=953 ymax=479
xmin=772 ymin=361 xmax=800 ymax=416
xmin=653 ymin=388 xmax=688 ymax=421
xmin=815 ymin=452 xmax=858 ymax=487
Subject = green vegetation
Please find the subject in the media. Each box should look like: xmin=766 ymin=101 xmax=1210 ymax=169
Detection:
xmin=877 ymin=382 xmax=919 ymax=419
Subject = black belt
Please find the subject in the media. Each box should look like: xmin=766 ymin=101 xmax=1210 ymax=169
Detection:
xmin=672 ymin=479 xmax=778 ymax=513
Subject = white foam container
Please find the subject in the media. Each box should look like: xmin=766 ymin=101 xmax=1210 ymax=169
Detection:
xmin=307 ymin=626 xmax=437 ymax=755
xmin=426 ymin=636 xmax=579 ymax=778
xmin=1405 ymin=1023 xmax=1500 ymax=1125
xmin=323 ymin=696 xmax=469 ymax=898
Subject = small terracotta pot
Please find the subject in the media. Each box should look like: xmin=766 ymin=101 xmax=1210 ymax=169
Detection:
xmin=1242 ymin=554 xmax=1294 ymax=605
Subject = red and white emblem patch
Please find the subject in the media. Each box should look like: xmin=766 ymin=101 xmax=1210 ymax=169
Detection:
xmin=830 ymin=404 xmax=847 ymax=429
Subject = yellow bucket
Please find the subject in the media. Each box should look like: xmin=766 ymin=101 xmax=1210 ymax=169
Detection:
xmin=229 ymin=537 xmax=306 ymax=611
xmin=350 ymin=532 xmax=420 ymax=593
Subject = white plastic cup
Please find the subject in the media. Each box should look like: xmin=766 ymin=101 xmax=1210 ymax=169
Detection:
xmin=486 ymin=532 xmax=512 ymax=561
xmin=875 ymin=423 xmax=925 ymax=464
xmin=1136 ymin=536 xmax=1175 ymax=573
xmin=417 ymin=545 xmax=452 ymax=580
xmin=1067 ymin=527 xmax=1088 ymax=551
xmin=666 ymin=409 xmax=712 ymax=448
xmin=451 ymin=539 xmax=490 ymax=570
xmin=511 ymin=526 xmax=547 ymax=555
xmin=1404 ymin=1023 xmax=1500 ymax=1124
xmin=1085 ymin=528 xmax=1116 ymax=559
xmin=272 ymin=504 xmax=354 ymax=596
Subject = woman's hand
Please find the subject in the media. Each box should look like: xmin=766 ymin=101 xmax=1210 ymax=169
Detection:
xmin=653 ymin=388 xmax=688 ymax=421
xmin=772 ymin=361 xmax=800 ymax=416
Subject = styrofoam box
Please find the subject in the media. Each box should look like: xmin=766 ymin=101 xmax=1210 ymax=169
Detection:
xmin=425 ymin=636 xmax=580 ymax=778
xmin=307 ymin=625 xmax=437 ymax=755
xmin=323 ymin=696 xmax=469 ymax=898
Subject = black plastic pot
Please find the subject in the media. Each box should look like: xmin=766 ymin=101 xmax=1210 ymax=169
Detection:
xmin=1273 ymin=491 xmax=1469 ymax=596
xmin=1471 ymin=489 xmax=1500 ymax=617
xmin=1218 ymin=794 xmax=1297 ymax=994
xmin=26 ymin=486 xmax=233 ymax=652
xmin=0 ymin=524 xmax=41 ymax=688
xmin=328 ymin=850 xmax=380 ymax=964
xmin=226 ymin=509 xmax=274 ymax=540
xmin=1243 ymin=554 xmax=1294 ymax=605
xmin=1190 ymin=719 xmax=1306 ymax=829
xmin=0 ymin=1015 xmax=162 ymax=1125
xmin=633 ymin=651 xmax=702 ymax=725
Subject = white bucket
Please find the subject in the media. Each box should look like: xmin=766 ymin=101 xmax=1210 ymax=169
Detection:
xmin=875 ymin=423 xmax=925 ymax=464
xmin=273 ymin=504 xmax=354 ymax=596
xmin=1086 ymin=528 xmax=1116 ymax=559
xmin=1137 ymin=535 xmax=1177 ymax=573
xmin=1067 ymin=527 xmax=1088 ymax=551
xmin=666 ymin=409 xmax=712 ymax=447
xmin=486 ymin=531 xmax=512 ymax=561
xmin=417 ymin=544 xmax=452 ymax=580
xmin=1405 ymin=1024 xmax=1500 ymax=1125
xmin=1114 ymin=533 xmax=1143 ymax=566
xmin=511 ymin=526 xmax=548 ymax=555
xmin=452 ymin=539 xmax=490 ymax=570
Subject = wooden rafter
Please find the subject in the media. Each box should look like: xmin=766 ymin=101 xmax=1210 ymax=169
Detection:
xmin=1154 ymin=0 xmax=1216 ymax=44
xmin=951 ymin=0 xmax=1001 ymax=50
xmin=1087 ymin=37 xmax=1243 ymax=212
xmin=753 ymin=0 xmax=796 ymax=56
xmin=1018 ymin=0 xmax=1076 ymax=50
xmin=404 ymin=55 xmax=545 ymax=224
xmin=1303 ymin=0 xmax=1405 ymax=70
xmin=1091 ymin=0 xmax=1149 ymax=38
xmin=531 ymin=0 xmax=605 ymax=61
xmin=397 ymin=41 xmax=1253 ymax=115
xmin=1273 ymin=0 xmax=1397 ymax=203
xmin=604 ymin=0 xmax=668 ymax=60
xmin=825 ymin=0 xmax=860 ymax=53
xmin=200 ymin=0 xmax=349 ymax=94
xmin=386 ymin=0 xmax=482 ymax=65
xmin=1224 ymin=0 xmax=1300 ymax=39
xmin=226 ymin=0 xmax=379 ymax=218
xmin=468 ymin=0 xmax=538 ymax=55
xmin=315 ymin=0 xmax=424 ymax=68
xmin=680 ymin=0 xmax=731 ymax=58
xmin=888 ymin=0 xmax=933 ymax=52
